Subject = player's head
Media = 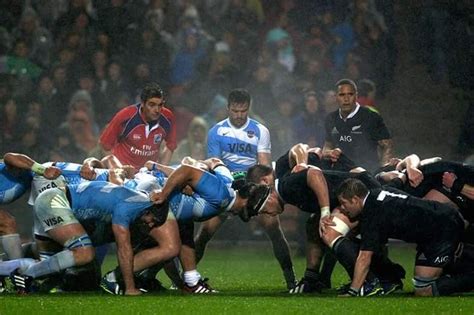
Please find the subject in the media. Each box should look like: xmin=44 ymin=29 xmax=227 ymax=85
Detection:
xmin=140 ymin=202 xmax=169 ymax=230
xmin=236 ymin=183 xmax=271 ymax=222
xmin=140 ymin=82 xmax=165 ymax=122
xmin=227 ymin=88 xmax=251 ymax=128
xmin=335 ymin=78 xmax=358 ymax=115
xmin=246 ymin=164 xmax=274 ymax=186
xmin=336 ymin=178 xmax=368 ymax=221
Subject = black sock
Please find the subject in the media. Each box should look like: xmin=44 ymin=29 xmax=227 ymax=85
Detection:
xmin=434 ymin=272 xmax=474 ymax=296
xmin=304 ymin=268 xmax=320 ymax=282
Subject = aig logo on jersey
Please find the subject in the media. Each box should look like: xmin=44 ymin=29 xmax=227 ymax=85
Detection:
xmin=340 ymin=135 xmax=352 ymax=142
xmin=154 ymin=134 xmax=162 ymax=144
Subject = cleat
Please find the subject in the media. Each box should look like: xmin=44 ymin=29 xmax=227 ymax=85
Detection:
xmin=381 ymin=280 xmax=404 ymax=295
xmin=10 ymin=270 xmax=34 ymax=294
xmin=0 ymin=277 xmax=5 ymax=293
xmin=289 ymin=277 xmax=325 ymax=294
xmin=100 ymin=273 xmax=123 ymax=295
xmin=183 ymin=278 xmax=218 ymax=294
xmin=136 ymin=278 xmax=167 ymax=293
xmin=336 ymin=282 xmax=351 ymax=295
xmin=360 ymin=278 xmax=384 ymax=297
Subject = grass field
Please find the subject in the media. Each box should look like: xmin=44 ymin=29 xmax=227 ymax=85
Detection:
xmin=1 ymin=243 xmax=473 ymax=314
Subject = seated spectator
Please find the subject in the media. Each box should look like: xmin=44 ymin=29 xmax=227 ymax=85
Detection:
xmin=171 ymin=116 xmax=208 ymax=164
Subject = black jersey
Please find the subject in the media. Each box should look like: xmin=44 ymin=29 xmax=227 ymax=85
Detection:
xmin=274 ymin=150 xmax=356 ymax=180
xmin=359 ymin=187 xmax=464 ymax=252
xmin=325 ymin=106 xmax=390 ymax=172
xmin=276 ymin=169 xmax=380 ymax=213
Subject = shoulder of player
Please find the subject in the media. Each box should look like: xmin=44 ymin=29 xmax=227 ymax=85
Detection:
xmin=160 ymin=106 xmax=175 ymax=118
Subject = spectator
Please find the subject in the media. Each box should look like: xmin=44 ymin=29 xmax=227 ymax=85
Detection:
xmin=292 ymin=91 xmax=326 ymax=148
xmin=171 ymin=116 xmax=208 ymax=164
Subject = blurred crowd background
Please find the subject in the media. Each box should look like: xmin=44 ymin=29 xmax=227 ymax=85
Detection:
xmin=0 ymin=0 xmax=473 ymax=245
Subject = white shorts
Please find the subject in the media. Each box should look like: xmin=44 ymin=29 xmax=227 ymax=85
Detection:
xmin=34 ymin=188 xmax=79 ymax=237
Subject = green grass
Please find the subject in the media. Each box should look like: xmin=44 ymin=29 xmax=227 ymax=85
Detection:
xmin=0 ymin=244 xmax=473 ymax=314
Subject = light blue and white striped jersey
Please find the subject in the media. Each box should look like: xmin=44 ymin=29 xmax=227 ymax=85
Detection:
xmin=28 ymin=162 xmax=110 ymax=205
xmin=207 ymin=118 xmax=271 ymax=172
xmin=0 ymin=163 xmax=32 ymax=204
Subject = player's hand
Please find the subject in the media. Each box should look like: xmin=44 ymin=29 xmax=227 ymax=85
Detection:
xmin=442 ymin=172 xmax=456 ymax=189
xmin=80 ymin=164 xmax=96 ymax=180
xmin=150 ymin=190 xmax=166 ymax=204
xmin=44 ymin=166 xmax=62 ymax=179
xmin=327 ymin=148 xmax=342 ymax=163
xmin=319 ymin=215 xmax=335 ymax=236
xmin=121 ymin=165 xmax=136 ymax=178
xmin=406 ymin=167 xmax=423 ymax=188
xmin=181 ymin=185 xmax=194 ymax=196
xmin=124 ymin=288 xmax=142 ymax=296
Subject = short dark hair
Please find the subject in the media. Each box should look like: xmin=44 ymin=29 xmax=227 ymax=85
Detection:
xmin=336 ymin=178 xmax=368 ymax=200
xmin=141 ymin=82 xmax=164 ymax=102
xmin=237 ymin=183 xmax=271 ymax=222
xmin=228 ymin=88 xmax=251 ymax=106
xmin=335 ymin=79 xmax=358 ymax=93
xmin=358 ymin=79 xmax=376 ymax=97
xmin=246 ymin=164 xmax=273 ymax=183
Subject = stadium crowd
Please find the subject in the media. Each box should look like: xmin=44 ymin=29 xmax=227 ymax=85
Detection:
xmin=0 ymin=0 xmax=473 ymax=298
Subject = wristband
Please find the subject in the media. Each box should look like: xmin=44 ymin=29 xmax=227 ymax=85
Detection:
xmin=348 ymin=287 xmax=359 ymax=296
xmin=31 ymin=162 xmax=46 ymax=175
xmin=451 ymin=179 xmax=465 ymax=196
xmin=320 ymin=206 xmax=330 ymax=218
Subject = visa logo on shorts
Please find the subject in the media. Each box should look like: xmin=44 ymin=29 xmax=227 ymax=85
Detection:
xmin=43 ymin=216 xmax=64 ymax=227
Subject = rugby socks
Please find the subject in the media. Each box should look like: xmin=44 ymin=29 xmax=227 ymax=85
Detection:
xmin=24 ymin=250 xmax=75 ymax=278
xmin=304 ymin=268 xmax=321 ymax=282
xmin=332 ymin=237 xmax=358 ymax=276
xmin=433 ymin=272 xmax=474 ymax=296
xmin=184 ymin=269 xmax=201 ymax=286
xmin=320 ymin=251 xmax=337 ymax=288
xmin=283 ymin=266 xmax=297 ymax=289
xmin=0 ymin=234 xmax=23 ymax=260
xmin=0 ymin=258 xmax=36 ymax=276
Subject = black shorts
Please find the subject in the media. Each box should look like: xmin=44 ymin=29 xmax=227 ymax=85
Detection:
xmin=415 ymin=240 xmax=458 ymax=268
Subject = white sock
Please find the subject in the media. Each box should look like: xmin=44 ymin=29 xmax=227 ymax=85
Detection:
xmin=184 ymin=270 xmax=201 ymax=286
xmin=0 ymin=258 xmax=36 ymax=276
xmin=0 ymin=234 xmax=22 ymax=259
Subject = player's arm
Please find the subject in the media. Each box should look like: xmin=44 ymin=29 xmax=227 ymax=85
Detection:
xmin=3 ymin=152 xmax=61 ymax=179
xmin=80 ymin=157 xmax=104 ymax=180
xmin=377 ymin=139 xmax=394 ymax=166
xmin=256 ymin=125 xmax=272 ymax=167
xmin=306 ymin=167 xmax=331 ymax=224
xmin=350 ymin=250 xmax=373 ymax=292
xmin=145 ymin=161 xmax=176 ymax=177
xmin=257 ymin=152 xmax=271 ymax=166
xmin=160 ymin=146 xmax=174 ymax=165
xmin=289 ymin=143 xmax=310 ymax=167
xmin=151 ymin=165 xmax=204 ymax=204
xmin=396 ymin=154 xmax=423 ymax=187
xmin=443 ymin=172 xmax=474 ymax=200
xmin=112 ymin=224 xmax=141 ymax=295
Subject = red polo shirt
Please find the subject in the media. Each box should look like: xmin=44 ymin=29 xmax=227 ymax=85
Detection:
xmin=100 ymin=103 xmax=177 ymax=168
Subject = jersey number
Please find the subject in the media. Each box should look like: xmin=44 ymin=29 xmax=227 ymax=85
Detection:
xmin=376 ymin=190 xmax=408 ymax=201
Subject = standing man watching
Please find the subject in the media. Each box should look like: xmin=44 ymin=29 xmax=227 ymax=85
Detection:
xmin=99 ymin=82 xmax=177 ymax=170
xmin=323 ymin=79 xmax=393 ymax=173
xmin=195 ymin=88 xmax=297 ymax=290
